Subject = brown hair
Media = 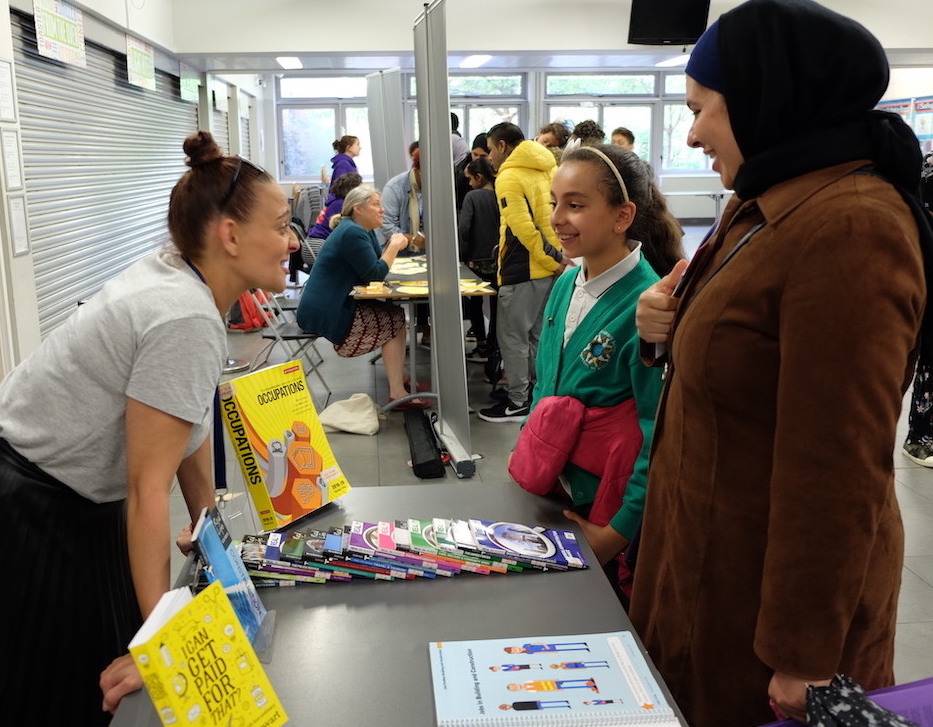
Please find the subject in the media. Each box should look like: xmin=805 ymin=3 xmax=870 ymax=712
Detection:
xmin=333 ymin=135 xmax=359 ymax=153
xmin=167 ymin=130 xmax=271 ymax=260
xmin=611 ymin=127 xmax=635 ymax=145
xmin=561 ymin=144 xmax=684 ymax=276
xmin=538 ymin=122 xmax=570 ymax=147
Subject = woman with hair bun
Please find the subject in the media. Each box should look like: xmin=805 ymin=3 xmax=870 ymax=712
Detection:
xmin=0 ymin=131 xmax=297 ymax=723
xmin=325 ymin=134 xmax=361 ymax=205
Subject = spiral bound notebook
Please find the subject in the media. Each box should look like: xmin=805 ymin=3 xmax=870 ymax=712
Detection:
xmin=428 ymin=630 xmax=684 ymax=726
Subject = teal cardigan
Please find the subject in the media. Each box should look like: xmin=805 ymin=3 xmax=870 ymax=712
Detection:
xmin=296 ymin=219 xmax=388 ymax=344
xmin=529 ymin=256 xmax=664 ymax=539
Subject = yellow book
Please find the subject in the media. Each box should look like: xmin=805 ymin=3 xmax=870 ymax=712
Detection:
xmin=218 ymin=360 xmax=351 ymax=531
xmin=129 ymin=581 xmax=288 ymax=726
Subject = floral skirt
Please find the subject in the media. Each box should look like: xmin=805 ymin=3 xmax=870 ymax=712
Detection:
xmin=334 ymin=300 xmax=405 ymax=358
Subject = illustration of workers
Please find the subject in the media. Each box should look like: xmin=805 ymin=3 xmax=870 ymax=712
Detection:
xmin=550 ymin=660 xmax=610 ymax=669
xmin=489 ymin=664 xmax=542 ymax=672
xmin=507 ymin=678 xmax=598 ymax=693
xmin=584 ymin=699 xmax=622 ymax=705
xmin=503 ymin=642 xmax=590 ymax=654
xmin=499 ymin=700 xmax=572 ymax=711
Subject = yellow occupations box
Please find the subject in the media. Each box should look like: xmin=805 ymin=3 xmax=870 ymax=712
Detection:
xmin=218 ymin=360 xmax=350 ymax=531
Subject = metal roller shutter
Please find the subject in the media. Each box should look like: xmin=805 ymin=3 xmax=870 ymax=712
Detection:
xmin=11 ymin=11 xmax=198 ymax=335
xmin=213 ymin=109 xmax=230 ymax=154
xmin=240 ymin=114 xmax=251 ymax=158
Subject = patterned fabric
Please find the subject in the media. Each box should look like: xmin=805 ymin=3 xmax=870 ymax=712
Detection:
xmin=808 ymin=675 xmax=920 ymax=726
xmin=905 ymin=354 xmax=933 ymax=448
xmin=580 ymin=330 xmax=616 ymax=370
xmin=333 ymin=300 xmax=404 ymax=358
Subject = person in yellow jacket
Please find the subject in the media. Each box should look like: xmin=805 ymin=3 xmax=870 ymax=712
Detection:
xmin=480 ymin=122 xmax=570 ymax=422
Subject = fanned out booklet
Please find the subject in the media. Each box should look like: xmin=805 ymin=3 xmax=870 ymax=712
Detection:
xmin=236 ymin=517 xmax=589 ymax=587
xmin=428 ymin=631 xmax=683 ymax=727
xmin=191 ymin=506 xmax=267 ymax=643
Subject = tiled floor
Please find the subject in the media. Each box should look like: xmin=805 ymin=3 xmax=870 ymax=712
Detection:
xmin=170 ymin=226 xmax=933 ymax=685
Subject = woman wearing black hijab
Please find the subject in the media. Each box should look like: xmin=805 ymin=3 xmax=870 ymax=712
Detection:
xmin=630 ymin=1 xmax=932 ymax=725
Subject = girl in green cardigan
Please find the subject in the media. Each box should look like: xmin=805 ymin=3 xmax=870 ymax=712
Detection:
xmin=511 ymin=144 xmax=683 ymax=595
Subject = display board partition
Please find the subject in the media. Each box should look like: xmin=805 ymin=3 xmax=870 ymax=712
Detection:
xmin=413 ymin=0 xmax=474 ymax=477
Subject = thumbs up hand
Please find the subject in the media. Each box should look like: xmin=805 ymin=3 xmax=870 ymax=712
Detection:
xmin=636 ymin=259 xmax=688 ymax=343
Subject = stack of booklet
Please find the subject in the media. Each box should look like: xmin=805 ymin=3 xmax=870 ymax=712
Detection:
xmin=237 ymin=517 xmax=589 ymax=586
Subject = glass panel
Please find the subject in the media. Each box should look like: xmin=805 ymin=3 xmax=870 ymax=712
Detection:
xmin=280 ymin=107 xmax=336 ymax=179
xmin=344 ymin=106 xmax=373 ymax=178
xmin=413 ymin=106 xmax=521 ymax=148
xmin=664 ymin=73 xmax=687 ymax=95
xmin=602 ymin=105 xmax=653 ymax=159
xmin=411 ymin=75 xmax=523 ymax=97
xmin=448 ymin=75 xmax=523 ymax=96
xmin=467 ymin=106 xmax=521 ymax=139
xmin=662 ymin=103 xmax=711 ymax=172
xmin=546 ymin=106 xmax=599 ymax=139
xmin=280 ymin=77 xmax=367 ymax=99
xmin=546 ymin=74 xmax=655 ymax=96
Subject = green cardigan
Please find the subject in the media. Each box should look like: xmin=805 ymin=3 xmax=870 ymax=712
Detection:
xmin=529 ymin=256 xmax=664 ymax=538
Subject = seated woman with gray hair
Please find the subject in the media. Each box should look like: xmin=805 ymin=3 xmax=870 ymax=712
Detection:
xmin=297 ymin=185 xmax=429 ymax=409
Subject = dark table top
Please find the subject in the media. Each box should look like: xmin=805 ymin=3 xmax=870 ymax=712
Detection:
xmin=113 ymin=483 xmax=681 ymax=727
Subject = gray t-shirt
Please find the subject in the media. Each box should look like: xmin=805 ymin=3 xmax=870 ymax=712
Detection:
xmin=0 ymin=248 xmax=227 ymax=502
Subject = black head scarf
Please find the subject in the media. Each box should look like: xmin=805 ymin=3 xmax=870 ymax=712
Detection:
xmin=712 ymin=0 xmax=921 ymax=198
xmin=707 ymin=0 xmax=933 ymax=349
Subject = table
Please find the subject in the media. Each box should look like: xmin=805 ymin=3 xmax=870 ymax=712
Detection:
xmin=112 ymin=483 xmax=685 ymax=727
xmin=351 ymin=255 xmax=495 ymax=412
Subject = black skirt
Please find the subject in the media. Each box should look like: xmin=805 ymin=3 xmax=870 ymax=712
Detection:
xmin=0 ymin=438 xmax=142 ymax=725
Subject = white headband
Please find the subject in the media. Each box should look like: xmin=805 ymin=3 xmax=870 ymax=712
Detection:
xmin=572 ymin=145 xmax=630 ymax=204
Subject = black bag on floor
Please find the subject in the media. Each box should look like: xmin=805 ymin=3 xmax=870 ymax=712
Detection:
xmin=403 ymin=409 xmax=445 ymax=479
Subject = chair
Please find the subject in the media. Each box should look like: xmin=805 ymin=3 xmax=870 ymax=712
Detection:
xmin=249 ymin=289 xmax=332 ymax=408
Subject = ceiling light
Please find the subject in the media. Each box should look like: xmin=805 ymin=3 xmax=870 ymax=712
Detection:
xmin=655 ymin=54 xmax=691 ymax=68
xmin=459 ymin=54 xmax=492 ymax=69
xmin=275 ymin=56 xmax=303 ymax=70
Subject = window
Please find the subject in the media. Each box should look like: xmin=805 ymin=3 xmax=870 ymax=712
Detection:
xmin=603 ymin=105 xmax=653 ymax=159
xmin=410 ymin=74 xmax=526 ymax=146
xmin=277 ymin=74 xmax=374 ymax=182
xmin=409 ymin=74 xmax=523 ymax=97
xmin=662 ymin=102 xmax=710 ymax=172
xmin=280 ymin=107 xmax=335 ymax=179
xmin=546 ymin=74 xmax=656 ymax=96
xmin=280 ymin=77 xmax=367 ymax=99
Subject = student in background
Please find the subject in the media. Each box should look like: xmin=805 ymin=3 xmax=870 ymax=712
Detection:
xmin=630 ymin=1 xmax=932 ymax=724
xmin=536 ymin=122 xmax=571 ymax=164
xmin=568 ymin=119 xmax=605 ymax=147
xmin=536 ymin=122 xmax=570 ymax=150
xmin=324 ymin=134 xmax=361 ymax=205
xmin=381 ymin=142 xmax=425 ymax=252
xmin=455 ymin=132 xmax=489 ymax=212
xmin=458 ymin=155 xmax=500 ymax=364
xmin=508 ymin=144 xmax=682 ymax=604
xmin=479 ymin=122 xmax=569 ymax=422
xmin=0 ymin=132 xmax=298 ymax=723
xmin=451 ymin=111 xmax=469 ymax=165
xmin=610 ymin=127 xmax=635 ymax=150
xmin=296 ymin=186 xmax=425 ymax=408
xmin=307 ymin=171 xmax=363 ymax=255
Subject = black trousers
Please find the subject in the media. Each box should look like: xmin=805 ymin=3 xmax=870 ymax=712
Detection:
xmin=0 ymin=438 xmax=141 ymax=725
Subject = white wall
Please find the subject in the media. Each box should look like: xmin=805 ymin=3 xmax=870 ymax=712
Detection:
xmin=885 ymin=68 xmax=933 ymax=101
xmin=170 ymin=0 xmax=933 ymax=55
